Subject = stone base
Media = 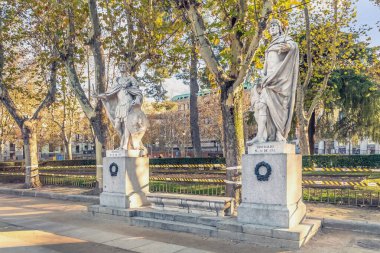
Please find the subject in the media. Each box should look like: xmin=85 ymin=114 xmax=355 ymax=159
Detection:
xmin=106 ymin=149 xmax=141 ymax=158
xmin=237 ymin=201 xmax=306 ymax=228
xmin=88 ymin=205 xmax=321 ymax=249
xmin=100 ymin=156 xmax=149 ymax=209
xmin=100 ymin=191 xmax=149 ymax=209
xmin=217 ymin=218 xmax=321 ymax=249
xmin=238 ymin=145 xmax=306 ymax=229
xmin=147 ymin=193 xmax=234 ymax=216
xmin=248 ymin=141 xmax=295 ymax=154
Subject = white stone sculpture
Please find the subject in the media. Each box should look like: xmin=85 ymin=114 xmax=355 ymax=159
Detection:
xmin=97 ymin=62 xmax=148 ymax=156
xmin=248 ymin=19 xmax=299 ymax=144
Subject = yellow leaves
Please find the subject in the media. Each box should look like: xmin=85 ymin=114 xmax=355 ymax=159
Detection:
xmin=219 ymin=47 xmax=231 ymax=60
xmin=274 ymin=0 xmax=302 ymax=14
xmin=207 ymin=72 xmax=218 ymax=89
xmin=147 ymin=101 xmax=178 ymax=114
xmin=62 ymin=17 xmax=70 ymax=28
xmin=254 ymin=61 xmax=264 ymax=70
xmin=155 ymin=13 xmax=164 ymax=27
xmin=212 ymin=37 xmax=220 ymax=46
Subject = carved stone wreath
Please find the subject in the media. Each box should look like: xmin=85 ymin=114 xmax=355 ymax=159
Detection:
xmin=109 ymin=162 xmax=119 ymax=177
xmin=254 ymin=161 xmax=272 ymax=181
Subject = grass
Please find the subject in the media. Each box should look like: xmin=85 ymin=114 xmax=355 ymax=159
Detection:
xmin=303 ymin=171 xmax=380 ymax=177
xmin=302 ymin=187 xmax=380 ymax=206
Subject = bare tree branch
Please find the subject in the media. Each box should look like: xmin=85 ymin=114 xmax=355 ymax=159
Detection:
xmin=232 ymin=0 xmax=273 ymax=93
xmin=32 ymin=60 xmax=57 ymax=120
xmin=88 ymin=0 xmax=106 ymax=94
xmin=179 ymin=0 xmax=229 ymax=84
xmin=302 ymin=1 xmax=313 ymax=89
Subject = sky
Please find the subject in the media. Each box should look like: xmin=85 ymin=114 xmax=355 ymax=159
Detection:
xmin=356 ymin=0 xmax=380 ymax=46
xmin=163 ymin=0 xmax=380 ymax=100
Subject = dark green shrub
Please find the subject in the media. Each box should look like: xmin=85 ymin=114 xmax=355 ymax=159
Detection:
xmin=0 ymin=161 xmax=24 ymax=167
xmin=150 ymin=157 xmax=226 ymax=165
xmin=39 ymin=159 xmax=96 ymax=167
xmin=302 ymin=155 xmax=380 ymax=168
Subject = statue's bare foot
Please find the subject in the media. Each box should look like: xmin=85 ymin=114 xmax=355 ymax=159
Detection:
xmin=248 ymin=136 xmax=266 ymax=145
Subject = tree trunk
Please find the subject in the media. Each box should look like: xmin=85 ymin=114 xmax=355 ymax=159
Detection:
xmin=220 ymin=82 xmax=239 ymax=200
xmin=0 ymin=140 xmax=3 ymax=161
xmin=308 ymin=111 xmax=316 ymax=155
xmin=233 ymin=89 xmax=244 ymax=164
xmin=64 ymin=137 xmax=73 ymax=160
xmin=296 ymin=84 xmax=311 ymax=155
xmin=299 ymin=122 xmax=310 ymax=155
xmin=231 ymin=88 xmax=244 ymax=209
xmin=23 ymin=123 xmax=41 ymax=188
xmin=189 ymin=35 xmax=202 ymax=157
xmin=95 ymin=137 xmax=103 ymax=190
xmin=220 ymin=84 xmax=238 ymax=167
xmin=88 ymin=0 xmax=108 ymax=191
xmin=349 ymin=140 xmax=351 ymax=155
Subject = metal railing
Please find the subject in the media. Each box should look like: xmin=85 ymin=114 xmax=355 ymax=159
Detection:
xmin=39 ymin=175 xmax=97 ymax=188
xmin=149 ymin=181 xmax=226 ymax=196
xmin=303 ymin=187 xmax=380 ymax=207
xmin=1 ymin=162 xmax=379 ymax=207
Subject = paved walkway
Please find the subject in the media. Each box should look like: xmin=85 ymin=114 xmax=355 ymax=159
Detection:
xmin=0 ymin=183 xmax=96 ymax=196
xmin=1 ymin=183 xmax=379 ymax=224
xmin=0 ymin=194 xmax=379 ymax=253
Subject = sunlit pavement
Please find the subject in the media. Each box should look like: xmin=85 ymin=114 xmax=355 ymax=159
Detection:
xmin=0 ymin=194 xmax=379 ymax=253
xmin=0 ymin=222 xmax=134 ymax=253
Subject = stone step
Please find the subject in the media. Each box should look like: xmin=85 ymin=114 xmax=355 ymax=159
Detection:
xmin=133 ymin=208 xmax=227 ymax=227
xmin=89 ymin=205 xmax=321 ymax=249
xmin=147 ymin=193 xmax=234 ymax=217
xmin=130 ymin=216 xmax=218 ymax=237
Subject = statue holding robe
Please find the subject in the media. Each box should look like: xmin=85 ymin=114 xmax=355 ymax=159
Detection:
xmin=96 ymin=62 xmax=148 ymax=155
xmin=248 ymin=19 xmax=299 ymax=144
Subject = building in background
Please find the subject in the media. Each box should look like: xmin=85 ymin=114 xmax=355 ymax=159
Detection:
xmin=0 ymin=134 xmax=96 ymax=162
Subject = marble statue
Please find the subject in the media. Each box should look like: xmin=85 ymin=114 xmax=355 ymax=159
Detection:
xmin=248 ymin=19 xmax=299 ymax=144
xmin=96 ymin=62 xmax=148 ymax=155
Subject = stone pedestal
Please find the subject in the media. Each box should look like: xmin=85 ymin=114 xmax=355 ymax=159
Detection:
xmin=100 ymin=150 xmax=149 ymax=209
xmin=238 ymin=142 xmax=306 ymax=229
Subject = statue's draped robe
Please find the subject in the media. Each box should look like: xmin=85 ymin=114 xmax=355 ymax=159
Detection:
xmin=252 ymin=35 xmax=299 ymax=140
xmin=99 ymin=78 xmax=144 ymax=134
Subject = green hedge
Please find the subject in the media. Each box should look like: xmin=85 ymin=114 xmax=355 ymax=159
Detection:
xmin=1 ymin=155 xmax=378 ymax=168
xmin=150 ymin=157 xmax=225 ymax=165
xmin=0 ymin=161 xmax=24 ymax=167
xmin=302 ymin=155 xmax=380 ymax=168
xmin=39 ymin=159 xmax=96 ymax=167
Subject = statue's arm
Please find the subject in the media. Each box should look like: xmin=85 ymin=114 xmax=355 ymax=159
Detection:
xmin=278 ymin=40 xmax=295 ymax=54
xmin=262 ymin=54 xmax=268 ymax=76
xmin=131 ymin=93 xmax=143 ymax=106
xmin=93 ymin=93 xmax=107 ymax=100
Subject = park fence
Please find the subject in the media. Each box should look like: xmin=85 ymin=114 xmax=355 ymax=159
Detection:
xmin=0 ymin=156 xmax=379 ymax=207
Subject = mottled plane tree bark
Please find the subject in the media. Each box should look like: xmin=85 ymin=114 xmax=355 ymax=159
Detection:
xmin=59 ymin=2 xmax=108 ymax=190
xmin=189 ymin=34 xmax=202 ymax=157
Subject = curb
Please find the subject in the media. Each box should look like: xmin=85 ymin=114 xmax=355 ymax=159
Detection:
xmin=1 ymin=188 xmax=379 ymax=235
xmin=308 ymin=216 xmax=380 ymax=235
xmin=0 ymin=187 xmax=99 ymax=204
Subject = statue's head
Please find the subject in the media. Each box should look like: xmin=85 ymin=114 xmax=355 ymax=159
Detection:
xmin=118 ymin=61 xmax=127 ymax=74
xmin=268 ymin=19 xmax=284 ymax=37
